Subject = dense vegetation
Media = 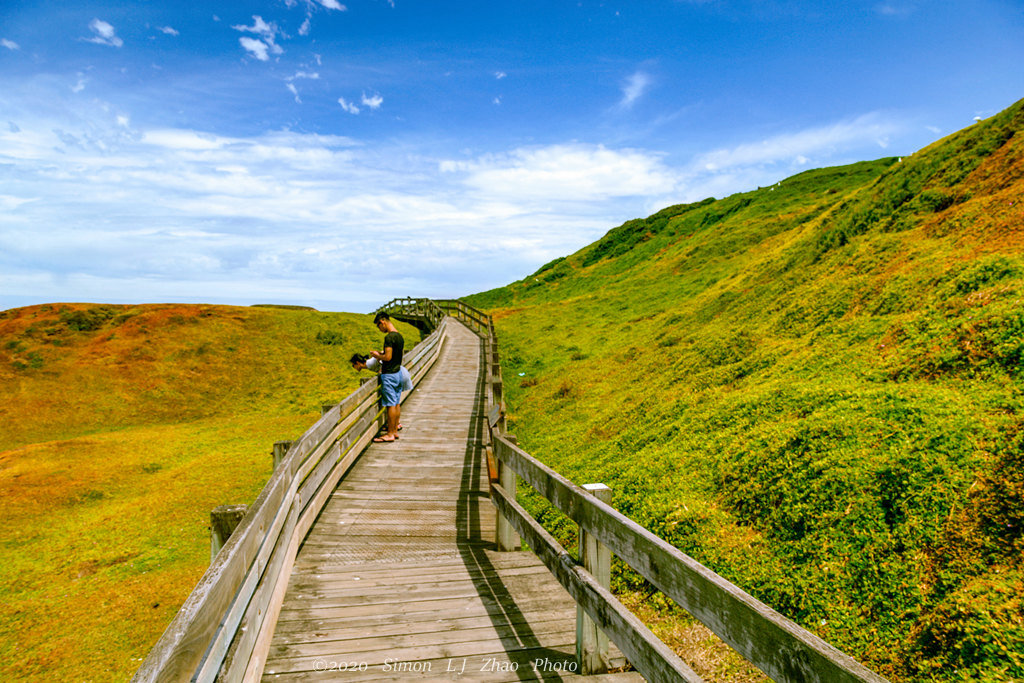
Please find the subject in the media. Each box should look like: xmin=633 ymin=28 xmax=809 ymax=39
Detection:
xmin=466 ymin=98 xmax=1024 ymax=681
xmin=0 ymin=304 xmax=416 ymax=681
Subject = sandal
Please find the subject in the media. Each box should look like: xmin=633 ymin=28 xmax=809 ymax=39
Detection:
xmin=373 ymin=435 xmax=397 ymax=443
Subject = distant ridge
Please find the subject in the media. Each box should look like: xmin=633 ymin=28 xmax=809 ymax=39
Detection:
xmin=250 ymin=303 xmax=319 ymax=311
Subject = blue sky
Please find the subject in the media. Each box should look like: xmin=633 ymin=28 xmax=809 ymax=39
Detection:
xmin=1 ymin=1 xmax=1022 ymax=312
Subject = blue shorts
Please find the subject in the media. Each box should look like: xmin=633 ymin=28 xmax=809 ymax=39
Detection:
xmin=380 ymin=371 xmax=402 ymax=407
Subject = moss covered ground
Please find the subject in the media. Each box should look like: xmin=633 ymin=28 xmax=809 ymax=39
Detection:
xmin=0 ymin=303 xmax=416 ymax=681
xmin=466 ymin=99 xmax=1024 ymax=681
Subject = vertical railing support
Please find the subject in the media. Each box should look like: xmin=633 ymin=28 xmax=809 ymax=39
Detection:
xmin=271 ymin=441 xmax=292 ymax=471
xmin=210 ymin=504 xmax=249 ymax=563
xmin=495 ymin=435 xmax=520 ymax=551
xmin=577 ymin=483 xmax=612 ymax=674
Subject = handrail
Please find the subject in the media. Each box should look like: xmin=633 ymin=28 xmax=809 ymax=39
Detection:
xmin=132 ymin=317 xmax=449 ymax=682
xmin=440 ymin=296 xmax=888 ymax=683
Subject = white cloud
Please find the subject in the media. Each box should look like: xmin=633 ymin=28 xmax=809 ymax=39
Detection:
xmin=142 ymin=129 xmax=233 ymax=150
xmin=299 ymin=18 xmax=311 ymax=35
xmin=233 ymin=15 xmax=276 ymax=38
xmin=361 ymin=93 xmax=383 ymax=110
xmin=0 ymin=92 xmax=917 ymax=312
xmin=317 ymin=0 xmax=347 ymax=9
xmin=338 ymin=97 xmax=359 ymax=114
xmin=233 ymin=16 xmax=284 ymax=59
xmin=158 ymin=26 xmax=179 ymax=36
xmin=86 ymin=19 xmax=123 ymax=48
xmin=695 ymin=113 xmax=903 ymax=172
xmin=444 ymin=143 xmax=678 ymax=201
xmin=619 ymin=71 xmax=651 ymax=108
xmin=239 ymin=37 xmax=270 ymax=61
xmin=495 ymin=71 xmax=507 ymax=80
xmin=875 ymin=3 xmax=916 ymax=17
xmin=0 ymin=195 xmax=39 ymax=210
xmin=2 ymin=39 xmax=19 ymax=50
xmin=287 ymin=83 xmax=301 ymax=103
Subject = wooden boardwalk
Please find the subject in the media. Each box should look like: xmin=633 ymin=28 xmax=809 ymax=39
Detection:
xmin=261 ymin=321 xmax=643 ymax=681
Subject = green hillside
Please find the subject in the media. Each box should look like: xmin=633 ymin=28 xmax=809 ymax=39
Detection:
xmin=466 ymin=98 xmax=1024 ymax=681
xmin=0 ymin=304 xmax=417 ymax=681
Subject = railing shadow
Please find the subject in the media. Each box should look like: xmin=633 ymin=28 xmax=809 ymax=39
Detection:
xmin=455 ymin=326 xmax=574 ymax=681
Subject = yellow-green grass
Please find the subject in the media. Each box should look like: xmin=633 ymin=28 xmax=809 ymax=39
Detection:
xmin=0 ymin=303 xmax=417 ymax=681
xmin=467 ymin=99 xmax=1024 ymax=680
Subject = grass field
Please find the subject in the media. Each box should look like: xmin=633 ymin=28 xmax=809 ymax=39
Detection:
xmin=0 ymin=303 xmax=417 ymax=681
xmin=466 ymin=99 xmax=1024 ymax=680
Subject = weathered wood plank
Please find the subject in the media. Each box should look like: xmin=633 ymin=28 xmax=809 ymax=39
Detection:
xmin=264 ymin=629 xmax=579 ymax=675
xmin=263 ymin=651 xmax=642 ymax=682
xmin=257 ymin=319 xmax=639 ymax=682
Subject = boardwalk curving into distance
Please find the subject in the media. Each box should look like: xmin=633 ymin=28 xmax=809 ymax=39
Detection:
xmin=134 ymin=300 xmax=888 ymax=682
xmin=261 ymin=321 xmax=642 ymax=681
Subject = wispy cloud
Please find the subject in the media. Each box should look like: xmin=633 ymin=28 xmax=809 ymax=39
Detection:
xmin=157 ymin=26 xmax=179 ymax=36
xmin=1 ymin=39 xmax=19 ymax=51
xmin=239 ymin=37 xmax=270 ymax=61
xmin=0 ymin=90 xmax=914 ymax=311
xmin=338 ymin=97 xmax=359 ymax=114
xmin=495 ymin=71 xmax=507 ymax=80
xmin=875 ymin=2 xmax=917 ymax=17
xmin=695 ymin=113 xmax=904 ymax=172
xmin=233 ymin=16 xmax=284 ymax=60
xmin=85 ymin=19 xmax=123 ymax=48
xmin=619 ymin=70 xmax=651 ymax=108
xmin=285 ymin=71 xmax=320 ymax=102
xmin=442 ymin=143 xmax=678 ymax=201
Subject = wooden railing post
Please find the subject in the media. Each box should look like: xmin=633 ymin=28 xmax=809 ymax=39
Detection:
xmin=210 ymin=504 xmax=249 ymax=563
xmin=271 ymin=441 xmax=292 ymax=471
xmin=577 ymin=484 xmax=612 ymax=674
xmin=496 ymin=436 xmax=520 ymax=551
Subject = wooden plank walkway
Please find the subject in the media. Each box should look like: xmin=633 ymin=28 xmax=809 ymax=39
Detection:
xmin=261 ymin=321 xmax=644 ymax=681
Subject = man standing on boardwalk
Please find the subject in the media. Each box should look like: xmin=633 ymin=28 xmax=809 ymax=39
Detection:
xmin=371 ymin=312 xmax=404 ymax=442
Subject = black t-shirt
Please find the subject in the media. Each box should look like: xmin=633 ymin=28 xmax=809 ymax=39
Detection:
xmin=382 ymin=330 xmax=404 ymax=374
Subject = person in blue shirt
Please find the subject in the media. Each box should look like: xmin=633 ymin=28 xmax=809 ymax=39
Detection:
xmin=369 ymin=312 xmax=404 ymax=442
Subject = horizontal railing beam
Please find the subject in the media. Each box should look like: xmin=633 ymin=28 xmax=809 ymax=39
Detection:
xmin=493 ymin=436 xmax=887 ymax=683
xmin=134 ymin=314 xmax=450 ymax=683
xmin=490 ymin=482 xmax=703 ymax=683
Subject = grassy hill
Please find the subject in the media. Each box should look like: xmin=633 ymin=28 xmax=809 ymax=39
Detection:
xmin=466 ymin=98 xmax=1024 ymax=681
xmin=0 ymin=303 xmax=417 ymax=681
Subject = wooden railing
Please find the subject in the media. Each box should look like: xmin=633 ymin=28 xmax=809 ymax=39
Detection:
xmin=431 ymin=298 xmax=888 ymax=683
xmin=131 ymin=318 xmax=448 ymax=682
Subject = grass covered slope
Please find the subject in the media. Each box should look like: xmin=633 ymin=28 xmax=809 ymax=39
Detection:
xmin=0 ymin=303 xmax=415 ymax=681
xmin=466 ymin=99 xmax=1024 ymax=681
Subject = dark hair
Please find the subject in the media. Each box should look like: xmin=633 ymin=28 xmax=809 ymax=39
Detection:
xmin=349 ymin=353 xmax=368 ymax=365
xmin=373 ymin=311 xmax=390 ymax=325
